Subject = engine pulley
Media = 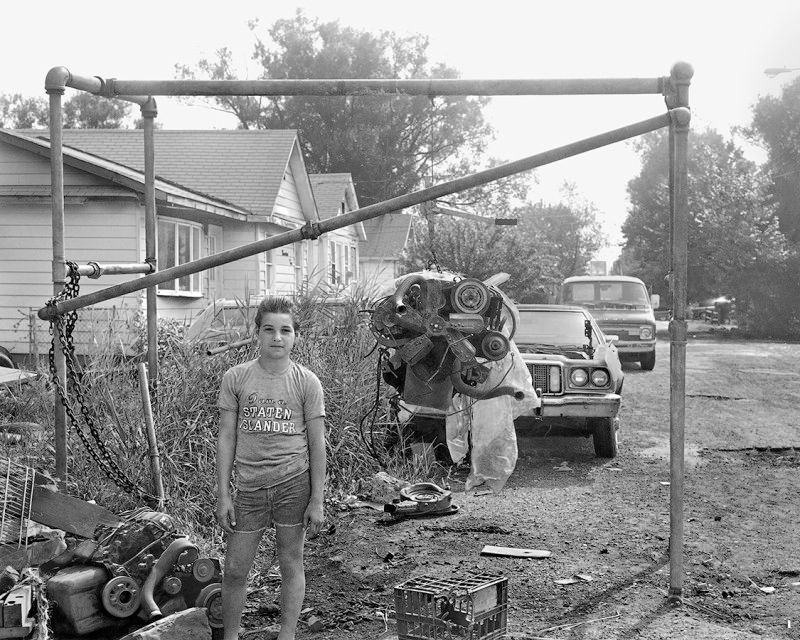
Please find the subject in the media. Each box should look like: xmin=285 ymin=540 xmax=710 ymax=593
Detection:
xmin=450 ymin=278 xmax=491 ymax=314
xmin=101 ymin=575 xmax=141 ymax=618
xmin=481 ymin=331 xmax=510 ymax=361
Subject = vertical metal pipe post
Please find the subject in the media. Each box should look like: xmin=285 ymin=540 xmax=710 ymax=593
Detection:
xmin=141 ymin=99 xmax=158 ymax=397
xmin=137 ymin=363 xmax=165 ymax=510
xmin=666 ymin=62 xmax=693 ymax=599
xmin=47 ymin=90 xmax=67 ymax=488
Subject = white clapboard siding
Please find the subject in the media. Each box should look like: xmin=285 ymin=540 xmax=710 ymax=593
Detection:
xmin=0 ymin=142 xmax=115 ymax=187
xmin=0 ymin=199 xmax=144 ymax=355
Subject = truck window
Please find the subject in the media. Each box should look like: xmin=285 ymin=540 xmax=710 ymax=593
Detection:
xmin=562 ymin=280 xmax=650 ymax=309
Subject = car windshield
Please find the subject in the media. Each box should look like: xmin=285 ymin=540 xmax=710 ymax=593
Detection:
xmin=516 ymin=310 xmax=597 ymax=346
xmin=563 ymin=281 xmax=650 ymax=310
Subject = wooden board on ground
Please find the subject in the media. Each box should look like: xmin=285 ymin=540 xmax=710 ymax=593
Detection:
xmin=0 ymin=367 xmax=35 ymax=389
xmin=480 ymin=545 xmax=551 ymax=559
xmin=29 ymin=485 xmax=123 ymax=538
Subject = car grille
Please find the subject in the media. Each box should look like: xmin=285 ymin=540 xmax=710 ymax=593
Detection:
xmin=526 ymin=363 xmax=560 ymax=394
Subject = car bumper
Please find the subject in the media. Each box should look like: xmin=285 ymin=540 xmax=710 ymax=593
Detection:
xmin=522 ymin=393 xmax=621 ymax=419
xmin=613 ymin=340 xmax=655 ymax=355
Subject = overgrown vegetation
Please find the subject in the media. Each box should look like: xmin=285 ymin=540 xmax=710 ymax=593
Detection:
xmin=0 ymin=293 xmax=438 ymax=556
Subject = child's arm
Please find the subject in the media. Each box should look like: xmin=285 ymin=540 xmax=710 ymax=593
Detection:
xmin=304 ymin=416 xmax=326 ymax=536
xmin=216 ymin=408 xmax=237 ymax=533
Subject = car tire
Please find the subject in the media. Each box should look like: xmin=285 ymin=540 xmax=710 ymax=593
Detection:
xmin=0 ymin=346 xmax=16 ymax=369
xmin=639 ymin=351 xmax=656 ymax=371
xmin=592 ymin=417 xmax=618 ymax=458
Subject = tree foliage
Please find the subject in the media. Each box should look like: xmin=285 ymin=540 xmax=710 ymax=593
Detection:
xmin=0 ymin=92 xmax=131 ymax=129
xmin=622 ymin=128 xmax=784 ymax=305
xmin=401 ymin=176 xmax=605 ymax=302
xmin=748 ymin=76 xmax=800 ymax=243
xmin=176 ymin=11 xmax=492 ymax=206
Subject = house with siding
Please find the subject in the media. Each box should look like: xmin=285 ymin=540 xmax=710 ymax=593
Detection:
xmin=308 ymin=173 xmax=366 ymax=293
xmin=0 ymin=128 xmax=350 ymax=357
xmin=360 ymin=213 xmax=415 ymax=292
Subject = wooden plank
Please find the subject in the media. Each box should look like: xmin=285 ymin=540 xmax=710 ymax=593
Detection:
xmin=480 ymin=545 xmax=551 ymax=559
xmin=0 ymin=368 xmax=36 ymax=388
xmin=29 ymin=485 xmax=123 ymax=538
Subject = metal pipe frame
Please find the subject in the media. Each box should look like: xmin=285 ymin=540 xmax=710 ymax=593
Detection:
xmin=94 ymin=77 xmax=665 ymax=98
xmin=41 ymin=63 xmax=692 ymax=601
xmin=666 ymin=62 xmax=692 ymax=599
xmin=71 ymin=262 xmax=155 ymax=279
xmin=141 ymin=98 xmax=159 ymax=395
xmin=38 ymin=110 xmax=680 ymax=320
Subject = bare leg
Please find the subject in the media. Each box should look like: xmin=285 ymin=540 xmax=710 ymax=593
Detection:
xmin=222 ymin=530 xmax=263 ymax=640
xmin=275 ymin=524 xmax=306 ymax=640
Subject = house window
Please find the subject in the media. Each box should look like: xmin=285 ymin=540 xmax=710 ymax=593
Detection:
xmin=294 ymin=242 xmax=305 ymax=292
xmin=350 ymin=246 xmax=358 ymax=281
xmin=208 ymin=235 xmax=218 ymax=283
xmin=158 ymin=218 xmax=202 ymax=295
xmin=344 ymin=244 xmax=350 ymax=284
xmin=329 ymin=241 xmax=341 ymax=285
xmin=265 ymin=247 xmax=274 ymax=293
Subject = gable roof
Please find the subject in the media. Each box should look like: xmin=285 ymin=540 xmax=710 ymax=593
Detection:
xmin=309 ymin=172 xmax=366 ymax=240
xmin=14 ymin=129 xmax=303 ymax=218
xmin=360 ymin=213 xmax=414 ymax=258
xmin=0 ymin=129 xmax=251 ymax=218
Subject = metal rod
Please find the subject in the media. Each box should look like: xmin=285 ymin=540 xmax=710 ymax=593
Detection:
xmin=667 ymin=62 xmax=693 ymax=600
xmin=44 ymin=67 xmax=150 ymax=105
xmin=47 ymin=89 xmax=68 ymax=488
xmin=142 ymin=99 xmax=159 ymax=396
xmin=38 ymin=110 xmax=676 ymax=320
xmin=104 ymin=77 xmax=665 ymax=97
xmin=71 ymin=262 xmax=155 ymax=278
xmin=137 ymin=363 xmax=165 ymax=511
xmin=206 ymin=336 xmax=256 ymax=356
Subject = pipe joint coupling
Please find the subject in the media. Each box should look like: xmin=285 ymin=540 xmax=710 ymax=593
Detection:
xmin=300 ymin=222 xmax=322 ymax=240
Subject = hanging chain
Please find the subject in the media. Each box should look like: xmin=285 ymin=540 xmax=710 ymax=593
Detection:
xmin=426 ymin=249 xmax=443 ymax=274
xmin=47 ymin=262 xmax=151 ymax=500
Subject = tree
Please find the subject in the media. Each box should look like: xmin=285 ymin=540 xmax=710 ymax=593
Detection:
xmin=176 ymin=11 xmax=492 ymax=206
xmin=0 ymin=94 xmax=49 ymax=128
xmin=622 ymin=127 xmax=783 ymax=304
xmin=0 ymin=92 xmax=132 ymax=129
xmin=62 ymin=93 xmax=131 ymax=129
xmin=401 ymin=175 xmax=605 ymax=301
xmin=748 ymin=76 xmax=800 ymax=243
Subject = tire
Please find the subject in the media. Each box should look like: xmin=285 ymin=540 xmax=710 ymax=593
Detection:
xmin=639 ymin=351 xmax=656 ymax=371
xmin=0 ymin=346 xmax=16 ymax=369
xmin=592 ymin=417 xmax=618 ymax=458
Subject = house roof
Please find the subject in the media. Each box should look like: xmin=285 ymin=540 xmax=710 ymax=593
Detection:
xmin=309 ymin=173 xmax=366 ymax=240
xmin=360 ymin=213 xmax=413 ymax=258
xmin=14 ymin=128 xmax=302 ymax=218
xmin=0 ymin=129 xmax=251 ymax=219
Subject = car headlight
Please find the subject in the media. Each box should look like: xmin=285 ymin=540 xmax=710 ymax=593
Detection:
xmin=570 ymin=368 xmax=588 ymax=386
xmin=591 ymin=369 xmax=609 ymax=387
xmin=639 ymin=326 xmax=654 ymax=340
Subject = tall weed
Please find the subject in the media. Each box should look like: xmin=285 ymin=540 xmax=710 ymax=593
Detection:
xmin=0 ymin=291 xmax=437 ymax=554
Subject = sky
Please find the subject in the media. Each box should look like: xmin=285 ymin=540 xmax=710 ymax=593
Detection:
xmin=3 ymin=0 xmax=800 ymax=265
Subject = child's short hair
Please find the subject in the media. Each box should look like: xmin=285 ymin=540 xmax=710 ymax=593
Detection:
xmin=254 ymin=297 xmax=299 ymax=332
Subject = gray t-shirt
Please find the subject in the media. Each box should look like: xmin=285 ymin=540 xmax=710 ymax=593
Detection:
xmin=217 ymin=359 xmax=325 ymax=491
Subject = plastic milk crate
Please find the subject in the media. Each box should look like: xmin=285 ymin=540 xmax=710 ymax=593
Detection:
xmin=394 ymin=572 xmax=508 ymax=639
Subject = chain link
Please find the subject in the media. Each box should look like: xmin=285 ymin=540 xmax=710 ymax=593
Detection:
xmin=47 ymin=262 xmax=152 ymax=501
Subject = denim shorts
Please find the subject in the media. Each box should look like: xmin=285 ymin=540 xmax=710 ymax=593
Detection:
xmin=233 ymin=472 xmax=310 ymax=533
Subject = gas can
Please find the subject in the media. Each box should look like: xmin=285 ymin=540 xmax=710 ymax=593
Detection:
xmin=46 ymin=565 xmax=120 ymax=635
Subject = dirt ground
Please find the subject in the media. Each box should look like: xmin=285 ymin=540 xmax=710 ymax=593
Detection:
xmin=237 ymin=330 xmax=799 ymax=639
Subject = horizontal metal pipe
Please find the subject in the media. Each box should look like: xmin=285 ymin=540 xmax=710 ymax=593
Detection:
xmin=108 ymin=77 xmax=665 ymax=97
xmin=44 ymin=67 xmax=150 ymax=105
xmin=71 ymin=262 xmax=155 ymax=279
xmin=37 ymin=109 xmax=678 ymax=321
xmin=206 ymin=337 xmax=256 ymax=356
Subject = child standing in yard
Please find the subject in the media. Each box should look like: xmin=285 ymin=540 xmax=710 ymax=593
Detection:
xmin=216 ymin=297 xmax=326 ymax=640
